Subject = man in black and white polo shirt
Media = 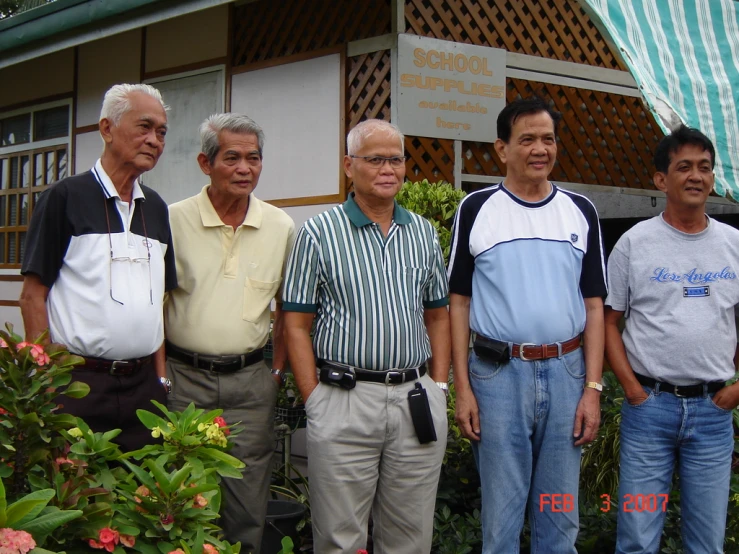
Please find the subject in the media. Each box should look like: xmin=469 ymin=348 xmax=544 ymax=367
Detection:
xmin=20 ymin=83 xmax=176 ymax=452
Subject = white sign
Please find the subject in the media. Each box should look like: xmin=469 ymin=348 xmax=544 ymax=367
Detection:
xmin=395 ymin=34 xmax=506 ymax=142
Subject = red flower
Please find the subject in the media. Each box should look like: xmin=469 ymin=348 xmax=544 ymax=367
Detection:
xmin=213 ymin=416 xmax=230 ymax=435
xmin=88 ymin=539 xmax=105 ymax=550
xmin=96 ymin=527 xmax=119 ymax=552
xmin=160 ymin=513 xmax=174 ymax=525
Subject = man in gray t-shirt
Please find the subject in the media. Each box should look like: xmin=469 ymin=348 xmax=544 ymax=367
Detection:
xmin=605 ymin=125 xmax=739 ymax=554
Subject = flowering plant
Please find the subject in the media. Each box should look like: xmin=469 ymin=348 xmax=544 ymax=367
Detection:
xmin=0 ymin=325 xmax=87 ymax=497
xmin=0 ymin=324 xmax=244 ymax=554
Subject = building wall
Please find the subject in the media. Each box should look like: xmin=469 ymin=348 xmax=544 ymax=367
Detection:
xmin=145 ymin=5 xmax=228 ymax=74
xmin=0 ymin=49 xmax=74 ymax=109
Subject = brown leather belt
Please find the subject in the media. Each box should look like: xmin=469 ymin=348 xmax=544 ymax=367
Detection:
xmin=510 ymin=335 xmax=582 ymax=361
xmin=78 ymin=355 xmax=153 ymax=375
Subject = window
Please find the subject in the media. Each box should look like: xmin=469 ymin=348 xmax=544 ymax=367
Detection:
xmin=0 ymin=101 xmax=71 ymax=268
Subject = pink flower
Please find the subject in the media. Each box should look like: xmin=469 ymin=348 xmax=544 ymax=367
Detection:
xmin=167 ymin=550 xmax=186 ymax=554
xmin=120 ymin=534 xmax=136 ymax=548
xmin=0 ymin=529 xmax=36 ymax=554
xmin=0 ymin=339 xmax=7 ymax=348
xmin=134 ymin=485 xmax=150 ymax=500
xmin=16 ymin=342 xmax=28 ymax=349
xmin=192 ymin=493 xmax=208 ymax=508
xmin=203 ymin=544 xmax=218 ymax=554
xmin=357 ymin=551 xmax=369 ymax=554
xmin=97 ymin=527 xmax=119 ymax=552
xmin=55 ymin=457 xmax=73 ymax=465
xmin=213 ymin=416 xmax=227 ymax=427
xmin=88 ymin=539 xmax=105 ymax=550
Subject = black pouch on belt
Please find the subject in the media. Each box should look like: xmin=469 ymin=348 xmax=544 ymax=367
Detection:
xmin=319 ymin=363 xmax=357 ymax=390
xmin=473 ymin=335 xmax=510 ymax=363
xmin=407 ymin=382 xmax=437 ymax=444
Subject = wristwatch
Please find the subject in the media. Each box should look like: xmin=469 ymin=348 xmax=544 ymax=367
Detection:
xmin=585 ymin=381 xmax=603 ymax=392
xmin=435 ymin=381 xmax=449 ymax=397
xmin=271 ymin=368 xmax=286 ymax=385
xmin=159 ymin=377 xmax=172 ymax=395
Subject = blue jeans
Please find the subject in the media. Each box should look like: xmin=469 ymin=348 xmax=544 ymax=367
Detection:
xmin=469 ymin=348 xmax=585 ymax=554
xmin=616 ymin=385 xmax=733 ymax=554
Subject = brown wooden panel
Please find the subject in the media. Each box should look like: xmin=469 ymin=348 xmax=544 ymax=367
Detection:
xmin=232 ymin=0 xmax=391 ymax=67
xmin=463 ymin=79 xmax=664 ymax=190
xmin=405 ymin=0 xmax=625 ymax=70
xmin=406 ymin=136 xmax=455 ymax=183
xmin=348 ymin=50 xmax=392 ymax=128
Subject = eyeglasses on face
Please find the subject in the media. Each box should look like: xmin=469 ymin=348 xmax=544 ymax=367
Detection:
xmin=349 ymin=155 xmax=408 ymax=168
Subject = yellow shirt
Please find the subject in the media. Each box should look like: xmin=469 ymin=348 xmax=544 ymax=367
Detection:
xmin=165 ymin=185 xmax=295 ymax=355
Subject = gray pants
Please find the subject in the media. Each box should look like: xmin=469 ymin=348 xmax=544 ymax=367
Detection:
xmin=306 ymin=373 xmax=448 ymax=554
xmin=166 ymin=357 xmax=278 ymax=554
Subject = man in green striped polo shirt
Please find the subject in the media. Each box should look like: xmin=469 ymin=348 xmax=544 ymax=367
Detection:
xmin=283 ymin=119 xmax=450 ymax=554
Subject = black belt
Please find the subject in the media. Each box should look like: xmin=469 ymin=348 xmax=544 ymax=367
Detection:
xmin=319 ymin=360 xmax=426 ymax=385
xmin=635 ymin=373 xmax=724 ymax=398
xmin=78 ymin=355 xmax=153 ymax=376
xmin=166 ymin=341 xmax=263 ymax=373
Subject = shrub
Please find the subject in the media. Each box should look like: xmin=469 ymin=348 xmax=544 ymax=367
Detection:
xmin=0 ymin=324 xmax=244 ymax=554
xmin=396 ymin=179 xmax=466 ymax=262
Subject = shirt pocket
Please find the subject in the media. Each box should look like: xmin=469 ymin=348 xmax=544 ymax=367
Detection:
xmin=243 ymin=277 xmax=281 ymax=323
xmin=401 ymin=266 xmax=430 ymax=310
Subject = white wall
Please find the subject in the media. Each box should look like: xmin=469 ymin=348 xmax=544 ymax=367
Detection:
xmin=231 ymin=54 xmax=342 ymax=202
xmin=281 ymin=203 xmax=339 ymax=228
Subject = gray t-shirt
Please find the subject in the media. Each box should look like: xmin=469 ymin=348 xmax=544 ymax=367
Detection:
xmin=606 ymin=214 xmax=739 ymax=385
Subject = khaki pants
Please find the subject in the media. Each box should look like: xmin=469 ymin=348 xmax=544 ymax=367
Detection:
xmin=306 ymin=373 xmax=448 ymax=554
xmin=166 ymin=358 xmax=278 ymax=554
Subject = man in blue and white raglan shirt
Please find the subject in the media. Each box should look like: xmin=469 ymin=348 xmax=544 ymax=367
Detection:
xmin=449 ymin=97 xmax=607 ymax=554
xmin=605 ymin=126 xmax=739 ymax=553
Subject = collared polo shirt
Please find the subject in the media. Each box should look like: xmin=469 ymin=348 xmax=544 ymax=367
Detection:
xmin=22 ymin=159 xmax=176 ymax=359
xmin=283 ymin=193 xmax=449 ymax=371
xmin=165 ymin=185 xmax=295 ymax=356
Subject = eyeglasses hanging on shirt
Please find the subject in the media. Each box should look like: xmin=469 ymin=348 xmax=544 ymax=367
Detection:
xmin=93 ymin=167 xmax=153 ymax=306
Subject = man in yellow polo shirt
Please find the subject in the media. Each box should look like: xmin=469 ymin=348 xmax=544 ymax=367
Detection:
xmin=164 ymin=113 xmax=295 ymax=553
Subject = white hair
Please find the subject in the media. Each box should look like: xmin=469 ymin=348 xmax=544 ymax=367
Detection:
xmin=199 ymin=113 xmax=265 ymax=164
xmin=99 ymin=84 xmax=168 ymax=125
xmin=347 ymin=119 xmax=404 ymax=155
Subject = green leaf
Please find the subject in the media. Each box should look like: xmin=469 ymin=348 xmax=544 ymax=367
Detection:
xmin=18 ymin=508 xmax=83 ymax=535
xmin=177 ymin=483 xmax=218 ymax=499
xmin=145 ymin=458 xmax=173 ymax=494
xmin=61 ymin=380 xmax=90 ymax=398
xmin=5 ymin=489 xmax=55 ymax=526
xmin=123 ymin=460 xmax=159 ymax=492
xmin=168 ymin=465 xmax=192 ymax=492
xmin=0 ymin=478 xmax=6 ymax=525
xmin=136 ymin=409 xmax=166 ymax=430
xmin=198 ymin=447 xmax=245 ymax=468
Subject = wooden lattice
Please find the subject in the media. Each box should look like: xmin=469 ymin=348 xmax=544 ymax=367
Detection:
xmin=406 ymin=137 xmax=455 ymax=183
xmin=405 ymin=0 xmax=624 ymax=69
xmin=348 ymin=51 xmax=392 ymax=128
xmin=232 ymin=0 xmax=391 ymax=67
xmin=463 ymin=79 xmax=664 ymax=189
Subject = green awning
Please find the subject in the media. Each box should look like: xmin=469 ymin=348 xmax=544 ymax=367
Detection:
xmin=582 ymin=0 xmax=739 ymax=200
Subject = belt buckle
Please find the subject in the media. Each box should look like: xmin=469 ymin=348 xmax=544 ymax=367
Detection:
xmin=109 ymin=360 xmax=131 ymax=375
xmin=518 ymin=343 xmax=537 ymax=361
xmin=673 ymin=385 xmax=686 ymax=398
xmin=385 ymin=370 xmax=404 ymax=385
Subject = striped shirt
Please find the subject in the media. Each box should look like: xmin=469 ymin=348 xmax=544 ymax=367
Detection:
xmin=283 ymin=193 xmax=449 ymax=370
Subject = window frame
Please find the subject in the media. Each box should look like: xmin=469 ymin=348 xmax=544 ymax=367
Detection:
xmin=0 ymin=99 xmax=73 ymax=270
